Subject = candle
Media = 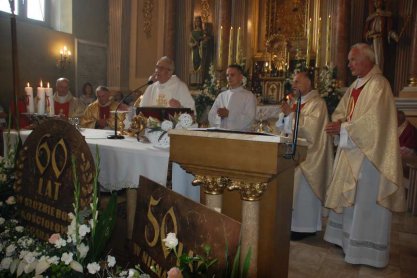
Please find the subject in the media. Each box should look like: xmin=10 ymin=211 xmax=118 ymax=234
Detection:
xmin=325 ymin=15 xmax=331 ymax=67
xmin=228 ymin=26 xmax=234 ymax=66
xmin=235 ymin=27 xmax=242 ymax=64
xmin=37 ymin=80 xmax=46 ymax=115
xmin=24 ymin=82 xmax=34 ymax=113
xmin=217 ymin=26 xmax=223 ymax=70
xmin=315 ymin=17 xmax=322 ymax=68
xmin=45 ymin=82 xmax=54 ymax=116
xmin=306 ymin=18 xmax=312 ymax=68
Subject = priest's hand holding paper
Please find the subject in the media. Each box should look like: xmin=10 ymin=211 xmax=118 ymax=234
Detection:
xmin=325 ymin=121 xmax=341 ymax=135
xmin=217 ymin=107 xmax=229 ymax=118
xmin=281 ymin=101 xmax=292 ymax=116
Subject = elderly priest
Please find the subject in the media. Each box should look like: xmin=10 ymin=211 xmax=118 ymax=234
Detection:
xmin=134 ymin=56 xmax=195 ymax=112
xmin=324 ymin=43 xmax=406 ymax=268
xmin=80 ymin=86 xmax=123 ymax=129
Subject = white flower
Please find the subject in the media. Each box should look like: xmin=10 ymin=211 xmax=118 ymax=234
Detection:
xmin=54 ymin=238 xmax=67 ymax=248
xmin=162 ymin=232 xmax=178 ymax=249
xmin=0 ymin=257 xmax=12 ymax=270
xmin=23 ymin=252 xmax=36 ymax=264
xmin=119 ymin=270 xmax=128 ymax=277
xmin=68 ymin=212 xmax=75 ymax=220
xmin=15 ymin=226 xmax=24 ymax=233
xmin=79 ymin=224 xmax=91 ymax=237
xmin=178 ymin=113 xmax=193 ymax=128
xmin=87 ymin=262 xmax=100 ymax=274
xmin=161 ymin=120 xmax=173 ymax=131
xmin=0 ymin=217 xmax=5 ymax=225
xmin=61 ymin=252 xmax=73 ymax=265
xmin=47 ymin=256 xmax=59 ymax=265
xmin=107 ymin=255 xmax=116 ymax=267
xmin=5 ymin=196 xmax=16 ymax=205
xmin=6 ymin=244 xmax=16 ymax=256
xmin=70 ymin=260 xmax=83 ymax=273
xmin=127 ymin=268 xmax=139 ymax=278
xmin=35 ymin=257 xmax=50 ymax=275
xmin=77 ymin=243 xmax=89 ymax=259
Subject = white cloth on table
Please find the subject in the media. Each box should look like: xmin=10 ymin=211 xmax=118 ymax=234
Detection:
xmin=324 ymin=126 xmax=392 ymax=268
xmin=140 ymin=75 xmax=195 ymax=112
xmin=292 ymin=168 xmax=322 ymax=232
xmin=208 ymin=86 xmax=256 ymax=131
xmin=172 ymin=163 xmax=200 ymax=203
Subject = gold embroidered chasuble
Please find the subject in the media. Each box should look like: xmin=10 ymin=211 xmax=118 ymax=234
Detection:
xmin=325 ymin=65 xmax=406 ymax=213
xmin=80 ymin=101 xmax=124 ymax=129
xmin=297 ymin=90 xmax=334 ymax=201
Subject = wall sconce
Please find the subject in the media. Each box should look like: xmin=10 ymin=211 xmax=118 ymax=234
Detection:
xmin=56 ymin=45 xmax=71 ymax=69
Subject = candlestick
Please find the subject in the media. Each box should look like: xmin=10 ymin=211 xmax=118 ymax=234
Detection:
xmin=45 ymin=82 xmax=54 ymax=116
xmin=217 ymin=26 xmax=223 ymax=70
xmin=236 ymin=27 xmax=242 ymax=65
xmin=325 ymin=15 xmax=331 ymax=67
xmin=25 ymin=82 xmax=34 ymax=113
xmin=37 ymin=80 xmax=45 ymax=115
xmin=306 ymin=18 xmax=312 ymax=68
xmin=315 ymin=17 xmax=322 ymax=68
xmin=228 ymin=27 xmax=234 ymax=66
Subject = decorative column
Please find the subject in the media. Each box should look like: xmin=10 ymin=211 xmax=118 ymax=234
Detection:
xmin=175 ymin=0 xmax=193 ymax=82
xmin=408 ymin=1 xmax=417 ymax=87
xmin=334 ymin=0 xmax=351 ymax=87
xmin=108 ymin=0 xmax=123 ymax=87
xmin=192 ymin=175 xmax=229 ymax=212
xmin=163 ymin=0 xmax=176 ymax=59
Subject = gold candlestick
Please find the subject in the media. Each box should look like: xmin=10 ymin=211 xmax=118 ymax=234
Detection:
xmin=315 ymin=17 xmax=322 ymax=68
xmin=306 ymin=18 xmax=312 ymax=68
xmin=228 ymin=26 xmax=234 ymax=66
xmin=325 ymin=15 xmax=331 ymax=67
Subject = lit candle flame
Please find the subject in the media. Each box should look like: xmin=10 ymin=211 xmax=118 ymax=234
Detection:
xmin=40 ymin=80 xmax=43 ymax=87
xmin=27 ymin=82 xmax=30 ymax=87
xmin=47 ymin=82 xmax=50 ymax=88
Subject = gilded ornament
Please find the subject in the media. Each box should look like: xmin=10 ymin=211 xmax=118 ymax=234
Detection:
xmin=142 ymin=0 xmax=154 ymax=38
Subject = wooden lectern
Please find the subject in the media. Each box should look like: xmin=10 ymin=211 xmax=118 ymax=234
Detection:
xmin=169 ymin=129 xmax=307 ymax=277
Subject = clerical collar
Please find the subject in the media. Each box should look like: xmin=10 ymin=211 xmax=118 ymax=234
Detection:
xmin=229 ymin=86 xmax=243 ymax=92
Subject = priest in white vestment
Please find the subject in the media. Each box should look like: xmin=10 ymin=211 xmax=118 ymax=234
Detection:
xmin=324 ymin=43 xmax=406 ymax=268
xmin=135 ymin=56 xmax=195 ymax=112
xmin=208 ymin=64 xmax=256 ymax=131
xmin=276 ymin=72 xmax=334 ymax=240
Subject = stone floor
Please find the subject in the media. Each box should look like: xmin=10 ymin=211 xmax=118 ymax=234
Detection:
xmin=288 ymin=212 xmax=417 ymax=278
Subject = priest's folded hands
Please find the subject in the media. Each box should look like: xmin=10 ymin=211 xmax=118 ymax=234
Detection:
xmin=325 ymin=121 xmax=341 ymax=135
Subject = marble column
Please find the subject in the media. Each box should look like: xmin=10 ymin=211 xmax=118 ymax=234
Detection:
xmin=408 ymin=0 xmax=417 ymax=86
xmin=334 ymin=0 xmax=351 ymax=87
xmin=163 ymin=0 xmax=176 ymax=59
xmin=240 ymin=200 xmax=259 ymax=276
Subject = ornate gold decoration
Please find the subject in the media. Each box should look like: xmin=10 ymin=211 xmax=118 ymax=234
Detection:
xmin=192 ymin=175 xmax=231 ymax=195
xmin=266 ymin=0 xmax=307 ymax=41
xmin=200 ymin=0 xmax=210 ymax=23
xmin=409 ymin=77 xmax=417 ymax=87
xmin=192 ymin=175 xmax=268 ymax=201
xmin=227 ymin=180 xmax=268 ymax=201
xmin=126 ymin=112 xmax=148 ymax=137
xmin=142 ymin=0 xmax=154 ymax=38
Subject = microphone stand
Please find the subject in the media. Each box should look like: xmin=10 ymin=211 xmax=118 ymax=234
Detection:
xmin=284 ymin=90 xmax=302 ymax=159
xmin=107 ymin=80 xmax=153 ymax=139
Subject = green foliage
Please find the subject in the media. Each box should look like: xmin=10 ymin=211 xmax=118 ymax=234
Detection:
xmin=318 ymin=66 xmax=344 ymax=115
xmin=194 ymin=64 xmax=220 ymax=124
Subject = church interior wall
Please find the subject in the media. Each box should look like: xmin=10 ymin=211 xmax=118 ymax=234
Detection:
xmin=0 ymin=0 xmax=109 ymax=114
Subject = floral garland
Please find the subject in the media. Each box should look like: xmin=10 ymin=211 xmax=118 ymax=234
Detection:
xmin=317 ymin=66 xmax=344 ymax=115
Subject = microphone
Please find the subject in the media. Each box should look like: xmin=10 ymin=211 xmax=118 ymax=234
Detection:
xmin=107 ymin=79 xmax=154 ymax=139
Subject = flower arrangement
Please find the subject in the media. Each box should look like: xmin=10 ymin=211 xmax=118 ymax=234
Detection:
xmin=317 ymin=66 xmax=344 ymax=115
xmin=194 ymin=64 xmax=221 ymax=124
xmin=146 ymin=113 xmax=194 ymax=148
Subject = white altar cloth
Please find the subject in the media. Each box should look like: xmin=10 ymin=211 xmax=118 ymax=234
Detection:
xmin=3 ymin=129 xmax=170 ymax=192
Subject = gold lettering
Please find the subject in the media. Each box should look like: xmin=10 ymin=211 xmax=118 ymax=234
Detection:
xmin=37 ymin=178 xmax=44 ymax=196
xmin=45 ymin=180 xmax=53 ymax=199
xmin=161 ymin=207 xmax=178 ymax=259
xmin=51 ymin=138 xmax=67 ymax=178
xmin=35 ymin=135 xmax=51 ymax=175
xmin=145 ymin=196 xmax=161 ymax=247
xmin=53 ymin=182 xmax=61 ymax=200
xmin=133 ymin=243 xmax=141 ymax=257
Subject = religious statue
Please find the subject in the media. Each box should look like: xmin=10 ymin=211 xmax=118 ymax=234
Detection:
xmin=364 ymin=0 xmax=398 ymax=71
xmin=189 ymin=16 xmax=211 ymax=87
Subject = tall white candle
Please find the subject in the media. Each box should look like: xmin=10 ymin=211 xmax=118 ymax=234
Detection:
xmin=228 ymin=26 xmax=234 ymax=66
xmin=217 ymin=26 xmax=223 ymax=70
xmin=37 ymin=80 xmax=46 ymax=115
xmin=45 ymin=82 xmax=54 ymax=116
xmin=235 ymin=27 xmax=242 ymax=64
xmin=325 ymin=15 xmax=331 ymax=67
xmin=25 ymin=82 xmax=34 ymax=113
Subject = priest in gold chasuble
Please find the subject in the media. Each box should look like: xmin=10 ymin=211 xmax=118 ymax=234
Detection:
xmin=81 ymin=86 xmax=123 ymax=129
xmin=276 ymin=72 xmax=334 ymax=239
xmin=324 ymin=43 xmax=406 ymax=268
